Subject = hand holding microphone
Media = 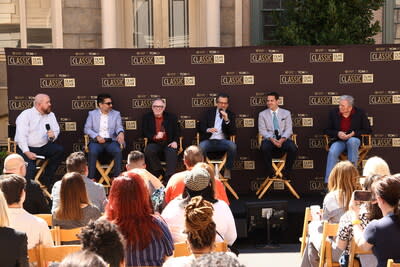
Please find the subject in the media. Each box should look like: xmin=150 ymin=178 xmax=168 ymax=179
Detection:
xmin=45 ymin=124 xmax=55 ymax=142
xmin=219 ymin=109 xmax=228 ymax=121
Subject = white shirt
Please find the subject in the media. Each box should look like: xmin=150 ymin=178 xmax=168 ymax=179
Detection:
xmin=8 ymin=208 xmax=53 ymax=249
xmin=210 ymin=109 xmax=225 ymax=140
xmin=15 ymin=107 xmax=60 ymax=153
xmin=99 ymin=110 xmax=110 ymax=138
xmin=161 ymin=197 xmax=237 ymax=245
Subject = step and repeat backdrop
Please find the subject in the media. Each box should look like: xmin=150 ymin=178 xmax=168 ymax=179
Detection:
xmin=5 ymin=45 xmax=400 ymax=195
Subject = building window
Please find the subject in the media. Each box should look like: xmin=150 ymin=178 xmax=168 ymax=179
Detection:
xmin=133 ymin=0 xmax=154 ymax=48
xmin=168 ymin=0 xmax=189 ymax=47
xmin=251 ymin=0 xmax=286 ymax=45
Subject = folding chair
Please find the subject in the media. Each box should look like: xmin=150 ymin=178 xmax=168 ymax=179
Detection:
xmin=256 ymin=134 xmax=300 ymax=199
xmin=52 ymin=226 xmax=82 ymax=245
xmin=196 ymin=133 xmax=239 ymax=200
xmin=84 ymin=135 xmax=123 ymax=189
xmin=39 ymin=244 xmax=81 ymax=266
xmin=319 ymin=221 xmax=340 ymax=267
xmin=324 ymin=134 xmax=372 ymax=170
xmin=348 ymin=239 xmax=373 ymax=267
xmin=34 ymin=213 xmax=53 ymax=227
xmin=28 ymin=246 xmax=40 ymax=266
xmin=387 ymin=259 xmax=400 ymax=267
xmin=300 ymin=207 xmax=312 ymax=255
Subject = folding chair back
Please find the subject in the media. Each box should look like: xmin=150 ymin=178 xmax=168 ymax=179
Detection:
xmin=319 ymin=221 xmax=339 ymax=267
xmin=34 ymin=213 xmax=53 ymax=227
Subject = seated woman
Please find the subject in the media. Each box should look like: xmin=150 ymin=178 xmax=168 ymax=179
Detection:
xmin=163 ymin=196 xmax=240 ymax=267
xmin=52 ymin=172 xmax=101 ymax=236
xmin=0 ymin=189 xmax=28 ymax=266
xmin=301 ymin=161 xmax=360 ymax=267
xmin=106 ymin=173 xmax=173 ymax=267
xmin=161 ymin=163 xmax=237 ymax=245
xmin=351 ymin=174 xmax=400 ymax=267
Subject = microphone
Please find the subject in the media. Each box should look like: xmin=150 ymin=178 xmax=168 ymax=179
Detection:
xmin=45 ymin=124 xmax=54 ymax=142
xmin=274 ymin=130 xmax=281 ymax=140
xmin=218 ymin=108 xmax=223 ymax=119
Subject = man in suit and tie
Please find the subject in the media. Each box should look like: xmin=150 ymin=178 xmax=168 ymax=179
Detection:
xmin=84 ymin=93 xmax=125 ymax=179
xmin=258 ymin=92 xmax=297 ymax=179
xmin=199 ymin=93 xmax=237 ymax=179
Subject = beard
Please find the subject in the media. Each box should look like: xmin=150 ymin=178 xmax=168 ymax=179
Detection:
xmin=42 ymin=106 xmax=51 ymax=114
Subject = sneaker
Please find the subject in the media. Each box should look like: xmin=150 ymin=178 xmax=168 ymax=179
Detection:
xmin=223 ymin=168 xmax=231 ymax=179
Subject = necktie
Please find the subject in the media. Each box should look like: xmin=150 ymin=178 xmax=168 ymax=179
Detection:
xmin=273 ymin=111 xmax=280 ymax=137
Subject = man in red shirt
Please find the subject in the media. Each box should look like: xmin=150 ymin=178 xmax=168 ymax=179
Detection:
xmin=142 ymin=98 xmax=179 ymax=182
xmin=324 ymin=95 xmax=371 ymax=183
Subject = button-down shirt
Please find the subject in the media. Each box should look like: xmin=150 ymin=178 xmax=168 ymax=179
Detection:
xmin=210 ymin=109 xmax=225 ymax=140
xmin=15 ymin=107 xmax=60 ymax=153
xmin=99 ymin=111 xmax=110 ymax=138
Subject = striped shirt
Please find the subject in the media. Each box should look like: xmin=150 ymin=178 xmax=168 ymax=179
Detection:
xmin=125 ymin=217 xmax=174 ymax=267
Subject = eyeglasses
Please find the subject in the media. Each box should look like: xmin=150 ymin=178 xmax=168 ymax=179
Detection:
xmin=103 ymin=102 xmax=113 ymax=105
xmin=152 ymin=105 xmax=165 ymax=108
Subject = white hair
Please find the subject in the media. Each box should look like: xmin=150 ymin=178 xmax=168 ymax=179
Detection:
xmin=362 ymin=156 xmax=390 ymax=177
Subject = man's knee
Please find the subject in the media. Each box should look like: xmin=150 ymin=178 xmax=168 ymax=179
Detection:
xmin=227 ymin=141 xmax=237 ymax=152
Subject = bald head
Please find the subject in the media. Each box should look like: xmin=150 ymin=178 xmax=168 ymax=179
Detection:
xmin=183 ymin=145 xmax=204 ymax=169
xmin=3 ymin=154 xmax=26 ymax=176
xmin=34 ymin=94 xmax=52 ymax=114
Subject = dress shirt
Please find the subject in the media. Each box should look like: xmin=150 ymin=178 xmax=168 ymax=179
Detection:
xmin=210 ymin=109 xmax=225 ymax=140
xmin=8 ymin=207 xmax=53 ymax=249
xmin=270 ymin=108 xmax=280 ymax=117
xmin=99 ymin=111 xmax=110 ymax=138
xmin=15 ymin=107 xmax=60 ymax=153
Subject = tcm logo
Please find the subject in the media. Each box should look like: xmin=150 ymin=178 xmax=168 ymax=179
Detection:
xmin=293 ymin=160 xmax=314 ymax=169
xmin=369 ymin=95 xmax=400 ymax=104
xmin=191 ymin=55 xmax=224 ymax=64
xmin=280 ymin=75 xmax=313 ymax=84
xmin=40 ymin=78 xmax=75 ymax=88
xmin=339 ymin=74 xmax=373 ymax=84
xmin=101 ymin=78 xmax=136 ymax=87
xmin=72 ymin=100 xmax=96 ymax=110
xmin=125 ymin=121 xmax=137 ymax=130
xmin=233 ymin=160 xmax=255 ymax=170
xmin=370 ymin=51 xmax=400 ymax=61
xmin=235 ymin=118 xmax=255 ymax=128
xmin=7 ymin=56 xmax=43 ymax=66
xmin=309 ymin=96 xmax=340 ymax=105
xmin=191 ymin=97 xmax=215 ymax=108
xmin=293 ymin=117 xmax=313 ymax=127
xmin=131 ymin=55 xmax=165 ymax=65
xmin=372 ymin=138 xmax=400 ymax=147
xmin=8 ymin=100 xmax=34 ymax=110
xmin=59 ymin=122 xmax=77 ymax=132
xmin=70 ymin=56 xmax=105 ymax=66
xmin=162 ymin=76 xmax=195 ymax=86
xmin=181 ymin=120 xmax=196 ymax=129
xmin=221 ymin=75 xmax=254 ymax=85
xmin=250 ymin=53 xmax=284 ymax=63
xmin=309 ymin=53 xmax=344 ymax=62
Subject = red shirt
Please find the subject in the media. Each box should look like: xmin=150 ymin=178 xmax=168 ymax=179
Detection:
xmin=340 ymin=108 xmax=355 ymax=133
xmin=153 ymin=116 xmax=167 ymax=141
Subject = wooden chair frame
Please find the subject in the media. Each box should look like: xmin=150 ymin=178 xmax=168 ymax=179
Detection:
xmin=319 ymin=221 xmax=340 ymax=267
xmin=256 ymin=134 xmax=300 ymax=199
xmin=52 ymin=226 xmax=82 ymax=245
xmin=387 ymin=259 xmax=400 ymax=267
xmin=28 ymin=244 xmax=81 ymax=267
xmin=348 ymin=239 xmax=373 ymax=267
xmin=196 ymin=133 xmax=239 ymax=200
xmin=34 ymin=213 xmax=53 ymax=227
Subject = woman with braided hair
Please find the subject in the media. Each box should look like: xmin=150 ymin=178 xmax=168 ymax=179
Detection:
xmin=163 ymin=196 xmax=242 ymax=267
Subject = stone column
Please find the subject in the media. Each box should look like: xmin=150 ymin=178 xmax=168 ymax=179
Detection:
xmin=206 ymin=0 xmax=220 ymax=47
xmin=101 ymin=0 xmax=117 ymax=48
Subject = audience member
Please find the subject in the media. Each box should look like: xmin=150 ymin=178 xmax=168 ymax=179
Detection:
xmin=52 ymin=173 xmax=101 ymax=233
xmin=0 ymin=174 xmax=53 ymax=249
xmin=162 ymin=165 xmax=237 ymax=244
xmin=0 ymin=189 xmax=28 ymax=266
xmin=106 ymin=173 xmax=174 ymax=266
xmin=165 ymin=145 xmax=229 ymax=205
xmin=59 ymin=250 xmax=107 ymax=267
xmin=192 ymin=252 xmax=245 ymax=267
xmin=163 ymin=196 xmax=241 ymax=267
xmin=79 ymin=219 xmax=125 ymax=267
xmin=362 ymin=156 xmax=390 ymax=177
xmin=52 ymin=152 xmax=107 ymax=213
xmin=3 ymin=153 xmax=50 ymax=214
xmin=351 ymin=174 xmax=400 ymax=267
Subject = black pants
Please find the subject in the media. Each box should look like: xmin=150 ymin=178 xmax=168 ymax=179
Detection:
xmin=260 ymin=139 xmax=297 ymax=178
xmin=144 ymin=142 xmax=177 ymax=181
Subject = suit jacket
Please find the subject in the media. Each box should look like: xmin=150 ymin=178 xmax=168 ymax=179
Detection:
xmin=142 ymin=111 xmax=179 ymax=144
xmin=0 ymin=227 xmax=28 ymax=267
xmin=258 ymin=108 xmax=293 ymax=139
xmin=199 ymin=108 xmax=236 ymax=141
xmin=84 ymin=109 xmax=124 ymax=140
xmin=324 ymin=107 xmax=371 ymax=141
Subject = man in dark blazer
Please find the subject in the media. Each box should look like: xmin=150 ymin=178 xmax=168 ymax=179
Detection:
xmin=199 ymin=93 xmax=237 ymax=178
xmin=142 ymin=98 xmax=179 ymax=181
xmin=324 ymin=95 xmax=371 ymax=183
xmin=258 ymin=92 xmax=297 ymax=179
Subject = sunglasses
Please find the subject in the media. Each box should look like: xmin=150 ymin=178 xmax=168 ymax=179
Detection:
xmin=103 ymin=102 xmax=113 ymax=105
xmin=152 ymin=105 xmax=165 ymax=108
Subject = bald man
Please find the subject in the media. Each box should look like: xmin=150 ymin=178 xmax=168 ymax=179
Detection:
xmin=14 ymin=94 xmax=64 ymax=189
xmin=3 ymin=154 xmax=50 ymax=214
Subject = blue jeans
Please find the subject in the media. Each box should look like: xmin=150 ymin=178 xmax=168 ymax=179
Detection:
xmin=325 ymin=137 xmax=360 ymax=183
xmin=199 ymin=139 xmax=237 ymax=170
xmin=88 ymin=141 xmax=122 ymax=178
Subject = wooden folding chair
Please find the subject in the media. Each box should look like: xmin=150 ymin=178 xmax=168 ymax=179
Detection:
xmin=52 ymin=226 xmax=82 ymax=245
xmin=39 ymin=244 xmax=81 ymax=266
xmin=34 ymin=213 xmax=53 ymax=227
xmin=319 ymin=221 xmax=340 ymax=267
xmin=28 ymin=246 xmax=40 ymax=266
xmin=300 ymin=207 xmax=312 ymax=255
xmin=324 ymin=134 xmax=372 ymax=170
xmin=348 ymin=239 xmax=373 ymax=267
xmin=7 ymin=138 xmax=51 ymax=199
xmin=196 ymin=133 xmax=239 ymax=200
xmin=256 ymin=134 xmax=300 ymax=199
xmin=387 ymin=259 xmax=400 ymax=267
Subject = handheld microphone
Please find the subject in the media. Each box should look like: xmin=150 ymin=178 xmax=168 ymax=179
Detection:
xmin=45 ymin=124 xmax=54 ymax=142
xmin=274 ymin=129 xmax=281 ymax=140
xmin=218 ymin=108 xmax=223 ymax=119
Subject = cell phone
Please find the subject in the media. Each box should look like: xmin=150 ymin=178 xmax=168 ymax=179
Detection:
xmin=354 ymin=190 xmax=372 ymax=201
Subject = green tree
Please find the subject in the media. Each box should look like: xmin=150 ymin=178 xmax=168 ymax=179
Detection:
xmin=273 ymin=0 xmax=384 ymax=45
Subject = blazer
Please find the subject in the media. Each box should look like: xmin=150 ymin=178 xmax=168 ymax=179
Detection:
xmin=84 ymin=109 xmax=124 ymax=140
xmin=142 ymin=111 xmax=179 ymax=144
xmin=324 ymin=107 xmax=371 ymax=142
xmin=258 ymin=108 xmax=293 ymax=139
xmin=199 ymin=108 xmax=236 ymax=141
xmin=0 ymin=227 xmax=28 ymax=267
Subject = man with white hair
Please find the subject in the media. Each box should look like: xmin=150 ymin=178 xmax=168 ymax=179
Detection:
xmin=324 ymin=95 xmax=371 ymax=183
xmin=3 ymin=154 xmax=50 ymax=214
xmin=14 ymin=93 xmax=64 ymax=189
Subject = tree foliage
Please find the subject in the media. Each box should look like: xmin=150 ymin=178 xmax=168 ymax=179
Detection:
xmin=273 ymin=0 xmax=385 ymax=45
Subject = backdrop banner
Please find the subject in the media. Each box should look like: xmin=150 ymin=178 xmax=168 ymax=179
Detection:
xmin=5 ymin=45 xmax=400 ymax=195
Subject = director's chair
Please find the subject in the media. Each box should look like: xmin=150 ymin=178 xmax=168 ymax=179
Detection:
xmin=256 ymin=134 xmax=300 ymax=199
